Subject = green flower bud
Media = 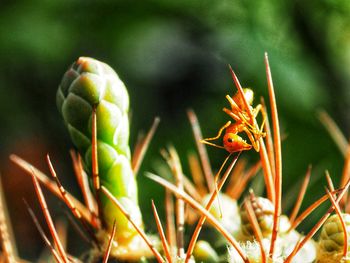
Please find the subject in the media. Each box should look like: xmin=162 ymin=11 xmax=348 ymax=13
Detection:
xmin=193 ymin=240 xmax=219 ymax=263
xmin=240 ymin=197 xmax=274 ymax=239
xmin=317 ymin=213 xmax=350 ymax=262
xmin=57 ymin=57 xmax=141 ymax=242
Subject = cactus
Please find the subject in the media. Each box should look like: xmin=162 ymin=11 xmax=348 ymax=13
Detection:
xmin=3 ymin=54 xmax=349 ymax=263
xmin=317 ymin=213 xmax=350 ymax=262
xmin=193 ymin=240 xmax=219 ymax=262
xmin=240 ymin=196 xmax=275 ymax=239
xmin=56 ymin=57 xmax=142 ymax=244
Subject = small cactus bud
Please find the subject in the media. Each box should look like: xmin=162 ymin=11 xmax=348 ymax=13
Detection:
xmin=57 ymin=57 xmax=142 ymax=243
xmin=317 ymin=213 xmax=350 ymax=262
xmin=193 ymin=240 xmax=219 ymax=263
xmin=240 ymin=196 xmax=274 ymax=239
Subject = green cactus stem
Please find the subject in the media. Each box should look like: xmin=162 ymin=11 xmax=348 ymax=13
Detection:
xmin=56 ymin=57 xmax=143 ymax=246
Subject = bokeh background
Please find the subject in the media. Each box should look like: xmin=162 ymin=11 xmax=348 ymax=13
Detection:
xmin=1 ymin=0 xmax=350 ymax=260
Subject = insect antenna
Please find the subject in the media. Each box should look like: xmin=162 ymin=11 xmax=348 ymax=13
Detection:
xmin=102 ymin=220 xmax=117 ymax=263
xmin=101 ymin=185 xmax=164 ymax=263
xmin=46 ymin=154 xmax=100 ymax=247
xmin=226 ymin=158 xmax=247 ymax=194
xmin=132 ymin=117 xmax=160 ymax=176
xmin=0 ymin=176 xmax=18 ymax=263
xmin=151 ymin=200 xmax=172 ymax=263
xmin=145 ymin=172 xmax=249 ymax=263
xmin=10 ymin=155 xmax=96 ymax=228
xmin=212 ymin=153 xmax=234 ymax=221
xmin=187 ymin=109 xmax=215 ymax=192
xmin=29 ymin=168 xmax=68 ymax=262
xmin=226 ymin=160 xmax=261 ymax=199
xmin=24 ymin=200 xmax=64 ymax=263
xmin=199 ymin=140 xmax=225 ymax=150
xmin=184 ymin=152 xmax=238 ymax=263
xmin=289 ymin=165 xmax=312 ymax=224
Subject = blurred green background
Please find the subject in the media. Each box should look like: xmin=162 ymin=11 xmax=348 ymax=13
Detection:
xmin=1 ymin=0 xmax=350 ymax=260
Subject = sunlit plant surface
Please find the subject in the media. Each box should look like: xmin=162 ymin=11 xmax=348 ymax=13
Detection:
xmin=1 ymin=55 xmax=350 ymax=263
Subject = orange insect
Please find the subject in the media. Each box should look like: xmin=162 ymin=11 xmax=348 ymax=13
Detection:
xmin=202 ymin=88 xmax=266 ymax=153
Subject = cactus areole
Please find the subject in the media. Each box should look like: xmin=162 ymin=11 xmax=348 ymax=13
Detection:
xmin=56 ymin=57 xmax=143 ymax=244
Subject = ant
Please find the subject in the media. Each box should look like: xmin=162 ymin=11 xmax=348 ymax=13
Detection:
xmin=202 ymin=88 xmax=266 ymax=153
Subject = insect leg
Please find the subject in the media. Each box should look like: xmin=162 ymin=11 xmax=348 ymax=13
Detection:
xmin=223 ymin=108 xmax=241 ymax=122
xmin=241 ymin=104 xmax=266 ymax=139
xmin=255 ymin=104 xmax=267 ymax=136
xmin=241 ymin=126 xmax=260 ymax=152
xmin=202 ymin=121 xmax=231 ymax=142
xmin=200 ymin=121 xmax=232 ymax=150
xmin=225 ymin=94 xmax=241 ymax=113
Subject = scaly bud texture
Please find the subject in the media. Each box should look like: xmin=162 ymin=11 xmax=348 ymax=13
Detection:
xmin=240 ymin=197 xmax=274 ymax=239
xmin=317 ymin=213 xmax=350 ymax=262
xmin=56 ymin=57 xmax=142 ymax=243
